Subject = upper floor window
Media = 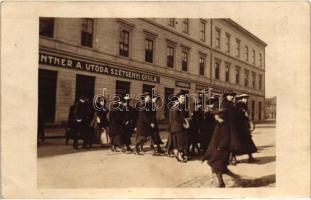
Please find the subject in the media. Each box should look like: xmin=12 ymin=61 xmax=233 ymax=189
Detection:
xmin=119 ymin=30 xmax=129 ymax=57
xmin=145 ymin=39 xmax=153 ymax=63
xmin=81 ymin=18 xmax=94 ymax=48
xmin=199 ymin=57 xmax=205 ymax=76
xmin=252 ymin=72 xmax=256 ymax=88
xmin=252 ymin=49 xmax=256 ymax=64
xmin=167 ymin=46 xmax=175 ymax=68
xmin=182 ymin=51 xmax=188 ymax=71
xmin=259 ymin=74 xmax=263 ymax=90
xmin=168 ymin=18 xmax=175 ymax=28
xmin=235 ymin=39 xmax=240 ymax=57
xmin=214 ymin=61 xmax=220 ymax=80
xmin=225 ymin=63 xmax=230 ymax=82
xmin=225 ymin=33 xmax=231 ymax=53
xmin=244 ymin=69 xmax=249 ymax=87
xmin=39 ymin=17 xmax=54 ymax=38
xmin=259 ymin=53 xmax=262 ymax=67
xmin=215 ymin=28 xmax=221 ymax=48
xmin=235 ymin=66 xmax=240 ymax=84
xmin=245 ymin=45 xmax=249 ymax=61
xmin=200 ymin=21 xmax=206 ymax=41
xmin=183 ymin=19 xmax=189 ymax=33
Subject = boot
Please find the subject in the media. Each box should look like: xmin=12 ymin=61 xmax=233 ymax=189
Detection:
xmin=156 ymin=145 xmax=165 ymax=155
xmin=248 ymin=154 xmax=258 ymax=163
xmin=216 ymin=173 xmax=225 ymax=188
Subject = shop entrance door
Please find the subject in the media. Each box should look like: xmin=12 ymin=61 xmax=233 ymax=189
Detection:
xmin=38 ymin=69 xmax=58 ymax=123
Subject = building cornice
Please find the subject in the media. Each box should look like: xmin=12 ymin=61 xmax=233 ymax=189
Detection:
xmin=222 ymin=18 xmax=267 ymax=47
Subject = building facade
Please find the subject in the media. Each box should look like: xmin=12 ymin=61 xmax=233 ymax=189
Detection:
xmin=265 ymin=96 xmax=277 ymax=120
xmin=39 ymin=18 xmax=266 ymax=125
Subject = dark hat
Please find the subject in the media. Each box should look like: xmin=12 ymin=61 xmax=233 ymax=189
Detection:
xmin=207 ymin=96 xmax=218 ymax=105
xmin=236 ymin=94 xmax=250 ymax=99
xmin=222 ymin=90 xmax=236 ymax=97
xmin=176 ymin=91 xmax=187 ymax=97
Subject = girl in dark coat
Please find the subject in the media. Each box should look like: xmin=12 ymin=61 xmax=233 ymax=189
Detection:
xmin=108 ymin=100 xmax=124 ymax=152
xmin=134 ymin=93 xmax=156 ymax=155
xmin=72 ymin=96 xmax=95 ymax=149
xmin=199 ymin=103 xmax=216 ymax=152
xmin=92 ymin=96 xmax=109 ymax=146
xmin=202 ymin=92 xmax=241 ymax=187
xmin=121 ymin=96 xmax=138 ymax=153
xmin=150 ymin=98 xmax=165 ymax=156
xmin=235 ymin=94 xmax=258 ymax=162
xmin=166 ymin=92 xmax=190 ymax=162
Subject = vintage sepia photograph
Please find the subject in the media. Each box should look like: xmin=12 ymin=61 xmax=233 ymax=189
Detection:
xmin=1 ymin=1 xmax=310 ymax=198
xmin=37 ymin=17 xmax=276 ymax=188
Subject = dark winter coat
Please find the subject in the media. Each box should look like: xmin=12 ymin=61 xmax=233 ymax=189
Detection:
xmin=121 ymin=105 xmax=138 ymax=145
xmin=166 ymin=103 xmax=189 ymax=152
xmin=135 ymin=101 xmax=156 ymax=140
xmin=108 ymin=105 xmax=124 ymax=146
xmin=222 ymin=99 xmax=242 ymax=153
xmin=199 ymin=109 xmax=216 ymax=150
xmin=203 ymin=109 xmax=230 ymax=173
xmin=235 ymin=101 xmax=257 ymax=155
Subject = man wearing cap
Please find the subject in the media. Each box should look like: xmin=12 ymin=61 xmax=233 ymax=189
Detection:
xmin=121 ymin=94 xmax=138 ymax=153
xmin=235 ymin=94 xmax=258 ymax=163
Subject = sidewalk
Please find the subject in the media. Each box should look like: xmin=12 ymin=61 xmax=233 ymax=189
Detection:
xmin=38 ymin=122 xmax=275 ymax=188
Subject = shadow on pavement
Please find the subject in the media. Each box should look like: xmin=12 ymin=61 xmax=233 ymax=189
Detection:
xmin=257 ymin=144 xmax=275 ymax=150
xmin=233 ymin=174 xmax=276 ymax=187
xmin=238 ymin=155 xmax=276 ymax=165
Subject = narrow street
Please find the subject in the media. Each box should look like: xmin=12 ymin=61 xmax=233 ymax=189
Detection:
xmin=38 ymin=122 xmax=275 ymax=188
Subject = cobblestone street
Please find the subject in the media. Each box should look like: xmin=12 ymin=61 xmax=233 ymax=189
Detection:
xmin=38 ymin=122 xmax=275 ymax=188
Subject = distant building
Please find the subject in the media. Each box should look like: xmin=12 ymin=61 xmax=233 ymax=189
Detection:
xmin=265 ymin=96 xmax=277 ymax=119
xmin=39 ymin=18 xmax=266 ymax=125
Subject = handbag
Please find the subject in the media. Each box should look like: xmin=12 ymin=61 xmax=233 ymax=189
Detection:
xmin=100 ymin=128 xmax=110 ymax=145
